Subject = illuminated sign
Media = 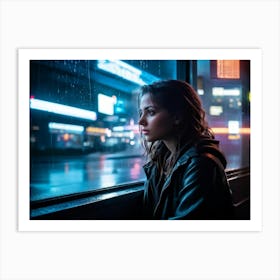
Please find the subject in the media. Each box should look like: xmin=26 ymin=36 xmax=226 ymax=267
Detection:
xmin=228 ymin=120 xmax=240 ymax=134
xmin=209 ymin=106 xmax=223 ymax=116
xmin=112 ymin=126 xmax=124 ymax=132
xmin=86 ymin=127 xmax=110 ymax=135
xmin=30 ymin=98 xmax=97 ymax=121
xmin=97 ymin=60 xmax=158 ymax=85
xmin=212 ymin=127 xmax=250 ymax=135
xmin=97 ymin=60 xmax=145 ymax=85
xmin=98 ymin=94 xmax=115 ymax=115
xmin=212 ymin=87 xmax=240 ymax=96
xmin=217 ymin=60 xmax=240 ymax=79
xmin=48 ymin=122 xmax=84 ymax=133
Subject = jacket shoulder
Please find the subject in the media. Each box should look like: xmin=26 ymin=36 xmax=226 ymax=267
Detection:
xmin=178 ymin=145 xmax=226 ymax=171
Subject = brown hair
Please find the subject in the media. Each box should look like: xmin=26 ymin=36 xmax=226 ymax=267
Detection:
xmin=138 ymin=80 xmax=214 ymax=173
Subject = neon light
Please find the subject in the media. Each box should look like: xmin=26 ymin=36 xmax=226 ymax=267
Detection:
xmin=212 ymin=87 xmax=240 ymax=96
xmin=241 ymin=128 xmax=251 ymax=134
xmin=63 ymin=134 xmax=70 ymax=141
xmin=86 ymin=127 xmax=110 ymax=135
xmin=48 ymin=122 xmax=84 ymax=133
xmin=212 ymin=127 xmax=250 ymax=134
xmin=98 ymin=94 xmax=114 ymax=115
xmin=129 ymin=131 xmax=134 ymax=139
xmin=113 ymin=126 xmax=124 ymax=132
xmin=228 ymin=134 xmax=241 ymax=140
xmin=217 ymin=60 xmax=240 ymax=79
xmin=209 ymin=106 xmax=223 ymax=116
xmin=97 ymin=60 xmax=158 ymax=85
xmin=228 ymin=120 xmax=240 ymax=134
xmin=30 ymin=98 xmax=97 ymax=121
xmin=97 ymin=60 xmax=146 ymax=85
xmin=224 ymin=89 xmax=240 ymax=96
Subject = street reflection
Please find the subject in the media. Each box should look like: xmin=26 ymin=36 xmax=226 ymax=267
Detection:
xmin=30 ymin=134 xmax=249 ymax=202
xmin=30 ymin=148 xmax=146 ymax=201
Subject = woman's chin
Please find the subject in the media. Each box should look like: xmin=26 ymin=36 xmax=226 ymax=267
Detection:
xmin=144 ymin=135 xmax=154 ymax=142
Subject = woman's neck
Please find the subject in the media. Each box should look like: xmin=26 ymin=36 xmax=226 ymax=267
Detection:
xmin=163 ymin=139 xmax=177 ymax=155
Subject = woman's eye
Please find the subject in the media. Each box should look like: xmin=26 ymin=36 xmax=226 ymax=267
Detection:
xmin=148 ymin=110 xmax=155 ymax=116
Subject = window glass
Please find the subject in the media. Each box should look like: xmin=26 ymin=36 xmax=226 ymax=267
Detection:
xmin=30 ymin=60 xmax=176 ymax=201
xmin=30 ymin=59 xmax=250 ymax=202
xmin=197 ymin=60 xmax=250 ymax=169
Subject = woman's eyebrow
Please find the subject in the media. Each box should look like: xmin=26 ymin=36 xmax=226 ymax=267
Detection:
xmin=142 ymin=105 xmax=158 ymax=111
xmin=139 ymin=105 xmax=160 ymax=115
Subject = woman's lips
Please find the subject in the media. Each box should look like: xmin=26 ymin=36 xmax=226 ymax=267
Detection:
xmin=142 ymin=129 xmax=149 ymax=135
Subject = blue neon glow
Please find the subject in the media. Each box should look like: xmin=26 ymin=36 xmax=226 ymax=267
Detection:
xmin=48 ymin=122 xmax=84 ymax=133
xmin=98 ymin=94 xmax=114 ymax=115
xmin=97 ymin=60 xmax=158 ymax=85
xmin=30 ymin=98 xmax=97 ymax=121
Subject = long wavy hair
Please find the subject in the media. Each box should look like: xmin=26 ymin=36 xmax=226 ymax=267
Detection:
xmin=137 ymin=80 xmax=214 ymax=173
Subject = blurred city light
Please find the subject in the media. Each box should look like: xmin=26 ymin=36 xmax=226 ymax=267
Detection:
xmin=212 ymin=87 xmax=240 ymax=96
xmin=98 ymin=93 xmax=115 ymax=115
xmin=30 ymin=98 xmax=97 ymax=121
xmin=217 ymin=60 xmax=240 ymax=79
xmin=86 ymin=126 xmax=110 ymax=135
xmin=210 ymin=105 xmax=223 ymax=116
xmin=48 ymin=122 xmax=84 ymax=133
xmin=212 ymin=127 xmax=250 ymax=135
xmin=228 ymin=120 xmax=240 ymax=134
xmin=97 ymin=60 xmax=159 ymax=85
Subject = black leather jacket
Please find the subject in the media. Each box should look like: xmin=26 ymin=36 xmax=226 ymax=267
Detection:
xmin=142 ymin=139 xmax=234 ymax=220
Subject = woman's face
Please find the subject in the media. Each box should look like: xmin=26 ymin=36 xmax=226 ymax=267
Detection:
xmin=138 ymin=93 xmax=176 ymax=142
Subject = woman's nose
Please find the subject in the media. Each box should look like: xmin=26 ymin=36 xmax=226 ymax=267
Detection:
xmin=138 ymin=115 xmax=146 ymax=126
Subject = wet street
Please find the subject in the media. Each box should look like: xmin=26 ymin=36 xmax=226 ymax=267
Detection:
xmin=30 ymin=150 xmax=146 ymax=201
xmin=30 ymin=134 xmax=249 ymax=202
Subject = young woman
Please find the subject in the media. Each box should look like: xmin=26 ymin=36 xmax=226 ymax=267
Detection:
xmin=138 ymin=80 xmax=234 ymax=220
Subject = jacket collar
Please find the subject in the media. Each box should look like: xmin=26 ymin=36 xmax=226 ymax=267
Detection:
xmin=143 ymin=144 xmax=199 ymax=217
xmin=143 ymin=144 xmax=197 ymax=178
